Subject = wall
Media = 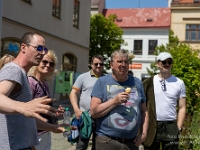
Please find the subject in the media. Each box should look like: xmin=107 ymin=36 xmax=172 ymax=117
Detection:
xmin=1 ymin=0 xmax=91 ymax=100
xmin=171 ymin=8 xmax=200 ymax=50
xmin=121 ymin=28 xmax=169 ymax=79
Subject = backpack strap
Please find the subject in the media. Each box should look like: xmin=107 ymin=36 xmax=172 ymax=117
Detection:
xmin=29 ymin=76 xmax=47 ymax=96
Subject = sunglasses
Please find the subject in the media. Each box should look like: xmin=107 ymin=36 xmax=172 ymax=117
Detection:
xmin=42 ymin=60 xmax=55 ymax=67
xmin=161 ymin=60 xmax=173 ymax=65
xmin=160 ymin=79 xmax=166 ymax=91
xmin=27 ymin=44 xmax=48 ymax=54
xmin=94 ymin=63 xmax=104 ymax=67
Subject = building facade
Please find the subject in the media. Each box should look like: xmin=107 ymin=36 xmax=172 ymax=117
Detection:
xmin=1 ymin=0 xmax=91 ymax=100
xmin=171 ymin=0 xmax=200 ymax=50
xmin=103 ymin=8 xmax=171 ymax=80
xmin=91 ymin=0 xmax=105 ymax=16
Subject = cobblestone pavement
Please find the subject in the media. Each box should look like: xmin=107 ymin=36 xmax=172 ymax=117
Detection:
xmin=51 ymin=100 xmax=76 ymax=150
xmin=51 ymin=120 xmax=92 ymax=150
xmin=51 ymin=131 xmax=76 ymax=150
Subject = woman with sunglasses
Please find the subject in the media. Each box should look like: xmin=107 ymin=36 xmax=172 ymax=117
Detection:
xmin=28 ymin=50 xmax=65 ymax=150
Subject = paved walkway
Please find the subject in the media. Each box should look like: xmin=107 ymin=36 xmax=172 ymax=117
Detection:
xmin=51 ymin=119 xmax=92 ymax=150
xmin=51 ymin=99 xmax=92 ymax=150
xmin=51 ymin=131 xmax=76 ymax=150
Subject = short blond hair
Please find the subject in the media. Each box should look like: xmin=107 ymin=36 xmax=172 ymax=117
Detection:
xmin=0 ymin=54 xmax=15 ymax=69
xmin=28 ymin=50 xmax=58 ymax=81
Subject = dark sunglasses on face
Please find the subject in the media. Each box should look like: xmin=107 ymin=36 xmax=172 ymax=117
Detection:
xmin=94 ymin=63 xmax=104 ymax=67
xmin=161 ymin=60 xmax=173 ymax=65
xmin=27 ymin=44 xmax=48 ymax=54
xmin=42 ymin=60 xmax=55 ymax=67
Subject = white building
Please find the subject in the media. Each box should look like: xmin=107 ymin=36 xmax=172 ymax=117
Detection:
xmin=0 ymin=0 xmax=91 ymax=100
xmin=91 ymin=0 xmax=105 ymax=16
xmin=103 ymin=8 xmax=171 ymax=80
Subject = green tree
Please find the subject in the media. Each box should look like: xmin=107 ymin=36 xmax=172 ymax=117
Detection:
xmin=90 ymin=14 xmax=125 ymax=70
xmin=147 ymin=30 xmax=200 ymax=149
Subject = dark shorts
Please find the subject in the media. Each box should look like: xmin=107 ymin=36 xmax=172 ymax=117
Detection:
xmin=144 ymin=120 xmax=179 ymax=150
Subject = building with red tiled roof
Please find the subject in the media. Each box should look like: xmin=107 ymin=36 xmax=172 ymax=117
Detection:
xmin=103 ymin=8 xmax=170 ymax=28
xmin=103 ymin=8 xmax=171 ymax=80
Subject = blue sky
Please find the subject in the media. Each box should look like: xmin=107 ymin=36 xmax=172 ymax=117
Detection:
xmin=105 ymin=0 xmax=168 ymax=8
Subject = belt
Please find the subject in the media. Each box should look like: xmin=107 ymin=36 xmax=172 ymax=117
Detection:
xmin=19 ymin=147 xmax=32 ymax=150
xmin=157 ymin=120 xmax=176 ymax=124
xmin=107 ymin=136 xmax=134 ymax=142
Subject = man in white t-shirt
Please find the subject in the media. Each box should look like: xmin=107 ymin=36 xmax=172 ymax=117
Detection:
xmin=143 ymin=52 xmax=186 ymax=150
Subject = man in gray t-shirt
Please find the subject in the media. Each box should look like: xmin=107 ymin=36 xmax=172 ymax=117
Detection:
xmin=70 ymin=55 xmax=104 ymax=150
xmin=0 ymin=32 xmax=56 ymax=150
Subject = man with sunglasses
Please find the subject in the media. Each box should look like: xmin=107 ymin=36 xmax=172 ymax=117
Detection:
xmin=70 ymin=55 xmax=104 ymax=150
xmin=0 ymin=32 xmax=56 ymax=150
xmin=143 ymin=52 xmax=186 ymax=150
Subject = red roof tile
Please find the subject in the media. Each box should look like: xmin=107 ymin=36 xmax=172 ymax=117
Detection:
xmin=103 ymin=8 xmax=171 ymax=28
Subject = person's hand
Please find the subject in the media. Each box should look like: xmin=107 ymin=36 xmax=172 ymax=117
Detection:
xmin=52 ymin=123 xmax=78 ymax=133
xmin=52 ymin=123 xmax=66 ymax=133
xmin=71 ymin=126 xmax=78 ymax=130
xmin=31 ymin=146 xmax=36 ymax=150
xmin=20 ymin=96 xmax=56 ymax=122
xmin=74 ymin=109 xmax=82 ymax=119
xmin=134 ymin=133 xmax=147 ymax=147
xmin=55 ymin=105 xmax=65 ymax=117
xmin=114 ymin=92 xmax=129 ymax=105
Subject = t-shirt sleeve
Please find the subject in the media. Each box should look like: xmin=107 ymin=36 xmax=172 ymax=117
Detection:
xmin=91 ymin=78 xmax=103 ymax=101
xmin=180 ymin=80 xmax=186 ymax=98
xmin=135 ymin=77 xmax=146 ymax=103
xmin=73 ymin=74 xmax=83 ymax=91
xmin=0 ymin=66 xmax=23 ymax=86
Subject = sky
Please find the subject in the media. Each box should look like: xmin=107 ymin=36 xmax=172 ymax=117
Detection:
xmin=105 ymin=0 xmax=168 ymax=8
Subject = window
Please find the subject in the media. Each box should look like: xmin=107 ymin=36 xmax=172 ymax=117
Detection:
xmin=1 ymin=38 xmax=20 ymax=57
xmin=186 ymin=24 xmax=200 ymax=41
xmin=73 ymin=0 xmax=80 ymax=28
xmin=62 ymin=53 xmax=77 ymax=72
xmin=133 ymin=40 xmax=142 ymax=55
xmin=148 ymin=40 xmax=157 ymax=55
xmin=52 ymin=0 xmax=61 ymax=18
xmin=194 ymin=0 xmax=199 ymax=3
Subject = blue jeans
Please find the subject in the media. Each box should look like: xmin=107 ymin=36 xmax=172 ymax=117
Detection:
xmin=95 ymin=135 xmax=138 ymax=150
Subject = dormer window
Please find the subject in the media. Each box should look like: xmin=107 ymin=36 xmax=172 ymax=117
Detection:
xmin=147 ymin=18 xmax=153 ymax=22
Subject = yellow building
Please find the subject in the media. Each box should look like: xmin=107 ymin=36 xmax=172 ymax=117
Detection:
xmin=171 ymin=0 xmax=200 ymax=50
